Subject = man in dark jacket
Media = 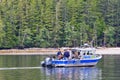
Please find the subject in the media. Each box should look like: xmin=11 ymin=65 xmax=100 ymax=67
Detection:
xmin=63 ymin=49 xmax=70 ymax=58
xmin=57 ymin=49 xmax=63 ymax=59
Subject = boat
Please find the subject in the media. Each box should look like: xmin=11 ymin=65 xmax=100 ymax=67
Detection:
xmin=41 ymin=44 xmax=102 ymax=67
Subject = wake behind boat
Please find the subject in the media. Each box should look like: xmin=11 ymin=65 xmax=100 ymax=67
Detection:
xmin=41 ymin=44 xmax=102 ymax=67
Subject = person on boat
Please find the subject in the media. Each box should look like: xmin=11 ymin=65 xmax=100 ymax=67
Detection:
xmin=57 ymin=49 xmax=63 ymax=60
xmin=72 ymin=51 xmax=79 ymax=59
xmin=78 ymin=51 xmax=81 ymax=59
xmin=63 ymin=49 xmax=70 ymax=59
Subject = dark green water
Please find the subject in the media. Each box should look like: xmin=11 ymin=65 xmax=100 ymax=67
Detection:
xmin=0 ymin=55 xmax=119 ymax=80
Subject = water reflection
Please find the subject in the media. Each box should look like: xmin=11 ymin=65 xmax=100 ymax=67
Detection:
xmin=0 ymin=55 xmax=120 ymax=80
xmin=41 ymin=67 xmax=102 ymax=80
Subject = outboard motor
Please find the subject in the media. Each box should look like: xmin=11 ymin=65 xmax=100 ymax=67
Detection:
xmin=41 ymin=61 xmax=46 ymax=67
xmin=44 ymin=57 xmax=53 ymax=67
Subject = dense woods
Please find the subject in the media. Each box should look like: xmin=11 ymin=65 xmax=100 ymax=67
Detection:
xmin=0 ymin=0 xmax=120 ymax=48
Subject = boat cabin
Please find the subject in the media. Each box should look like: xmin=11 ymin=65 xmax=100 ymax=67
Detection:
xmin=71 ymin=48 xmax=96 ymax=59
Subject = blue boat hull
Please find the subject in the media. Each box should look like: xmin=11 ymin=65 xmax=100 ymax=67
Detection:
xmin=41 ymin=56 xmax=102 ymax=67
xmin=52 ymin=58 xmax=100 ymax=67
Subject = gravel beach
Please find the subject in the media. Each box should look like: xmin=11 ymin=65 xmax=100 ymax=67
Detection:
xmin=96 ymin=47 xmax=120 ymax=55
xmin=0 ymin=47 xmax=120 ymax=55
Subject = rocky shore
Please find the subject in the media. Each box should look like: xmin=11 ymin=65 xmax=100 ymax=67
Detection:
xmin=0 ymin=47 xmax=120 ymax=55
xmin=96 ymin=47 xmax=120 ymax=55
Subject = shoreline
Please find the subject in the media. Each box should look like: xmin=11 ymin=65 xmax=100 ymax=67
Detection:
xmin=0 ymin=47 xmax=120 ymax=55
xmin=96 ymin=47 xmax=120 ymax=55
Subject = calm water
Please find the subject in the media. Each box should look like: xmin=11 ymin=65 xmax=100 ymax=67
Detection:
xmin=0 ymin=55 xmax=119 ymax=80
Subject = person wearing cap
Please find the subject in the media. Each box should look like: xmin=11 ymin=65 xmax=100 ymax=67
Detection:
xmin=57 ymin=49 xmax=63 ymax=59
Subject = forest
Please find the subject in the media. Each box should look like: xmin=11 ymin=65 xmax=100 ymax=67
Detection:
xmin=0 ymin=0 xmax=120 ymax=49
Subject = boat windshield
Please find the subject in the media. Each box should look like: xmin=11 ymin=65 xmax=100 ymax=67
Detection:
xmin=72 ymin=48 xmax=96 ymax=56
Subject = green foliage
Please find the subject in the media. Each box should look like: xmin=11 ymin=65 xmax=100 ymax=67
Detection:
xmin=0 ymin=0 xmax=119 ymax=48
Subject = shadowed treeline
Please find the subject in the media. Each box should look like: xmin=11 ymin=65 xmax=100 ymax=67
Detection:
xmin=0 ymin=0 xmax=120 ymax=49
